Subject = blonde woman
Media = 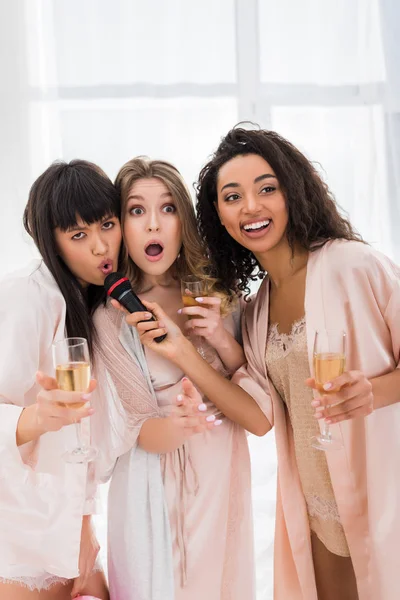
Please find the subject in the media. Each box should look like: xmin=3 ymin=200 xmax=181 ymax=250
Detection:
xmin=92 ymin=158 xmax=257 ymax=600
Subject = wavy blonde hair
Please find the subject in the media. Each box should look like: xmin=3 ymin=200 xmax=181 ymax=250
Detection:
xmin=115 ymin=157 xmax=234 ymax=315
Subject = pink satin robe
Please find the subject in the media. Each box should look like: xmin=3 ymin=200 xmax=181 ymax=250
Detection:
xmin=233 ymin=240 xmax=400 ymax=600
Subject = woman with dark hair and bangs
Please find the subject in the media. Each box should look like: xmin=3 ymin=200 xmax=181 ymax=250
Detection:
xmin=0 ymin=159 xmax=121 ymax=600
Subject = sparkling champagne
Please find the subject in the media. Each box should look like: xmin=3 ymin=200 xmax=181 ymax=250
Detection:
xmin=181 ymin=294 xmax=207 ymax=319
xmin=56 ymin=361 xmax=91 ymax=407
xmin=313 ymin=353 xmax=345 ymax=392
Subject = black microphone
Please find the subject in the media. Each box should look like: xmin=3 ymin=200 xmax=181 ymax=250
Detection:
xmin=104 ymin=272 xmax=167 ymax=343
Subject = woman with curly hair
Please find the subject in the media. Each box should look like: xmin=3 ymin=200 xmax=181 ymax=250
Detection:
xmin=193 ymin=127 xmax=400 ymax=600
xmin=129 ymin=129 xmax=400 ymax=600
xmin=92 ymin=157 xmax=257 ymax=600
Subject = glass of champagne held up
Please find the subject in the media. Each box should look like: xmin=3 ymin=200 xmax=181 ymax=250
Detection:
xmin=181 ymin=276 xmax=211 ymax=360
xmin=310 ymin=329 xmax=346 ymax=451
xmin=52 ymin=337 xmax=97 ymax=463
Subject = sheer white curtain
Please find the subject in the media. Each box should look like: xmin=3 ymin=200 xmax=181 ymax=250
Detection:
xmin=1 ymin=1 xmax=399 ymax=598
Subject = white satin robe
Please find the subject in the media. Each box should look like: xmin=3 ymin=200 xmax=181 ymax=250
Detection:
xmin=0 ymin=260 xmax=96 ymax=583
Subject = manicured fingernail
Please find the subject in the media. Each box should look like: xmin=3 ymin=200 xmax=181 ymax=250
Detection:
xmin=323 ymin=382 xmax=333 ymax=391
xmin=311 ymin=400 xmax=320 ymax=407
xmin=206 ymin=415 xmax=216 ymax=422
xmin=82 ymin=393 xmax=91 ymax=400
xmin=195 ymin=297 xmax=204 ymax=302
xmin=214 ymin=419 xmax=223 ymax=426
xmin=325 ymin=419 xmax=332 ymax=424
xmin=315 ymin=412 xmax=323 ymax=419
xmin=88 ymin=408 xmax=95 ymax=415
xmin=182 ymin=377 xmax=188 ymax=382
xmin=177 ymin=309 xmax=182 ymax=314
xmin=177 ymin=394 xmax=183 ymax=402
xmin=198 ymin=403 xmax=207 ymax=412
xmin=158 ymin=321 xmax=165 ymax=328
xmin=144 ymin=312 xmax=152 ymax=319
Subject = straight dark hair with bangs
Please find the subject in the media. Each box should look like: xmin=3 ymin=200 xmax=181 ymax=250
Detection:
xmin=23 ymin=159 xmax=120 ymax=355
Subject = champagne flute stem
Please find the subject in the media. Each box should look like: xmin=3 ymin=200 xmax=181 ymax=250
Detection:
xmin=322 ymin=421 xmax=332 ymax=441
xmin=196 ymin=335 xmax=206 ymax=353
xmin=195 ymin=334 xmax=209 ymax=359
xmin=74 ymin=422 xmax=84 ymax=451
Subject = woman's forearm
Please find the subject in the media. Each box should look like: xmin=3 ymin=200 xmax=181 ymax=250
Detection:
xmin=16 ymin=404 xmax=44 ymax=446
xmin=138 ymin=418 xmax=186 ymax=453
xmin=174 ymin=340 xmax=271 ymax=436
xmin=211 ymin=330 xmax=246 ymax=373
xmin=370 ymin=368 xmax=400 ymax=410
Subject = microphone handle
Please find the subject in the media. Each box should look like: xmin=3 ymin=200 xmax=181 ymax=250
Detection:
xmin=118 ymin=290 xmax=167 ymax=343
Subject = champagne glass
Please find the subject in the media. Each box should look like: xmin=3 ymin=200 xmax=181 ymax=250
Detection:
xmin=52 ymin=337 xmax=97 ymax=463
xmin=310 ymin=329 xmax=345 ymax=451
xmin=181 ymin=276 xmax=211 ymax=360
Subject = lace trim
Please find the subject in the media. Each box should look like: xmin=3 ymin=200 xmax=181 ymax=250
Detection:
xmin=0 ymin=564 xmax=102 ymax=591
xmin=307 ymin=494 xmax=342 ymax=523
xmin=0 ymin=574 xmax=70 ymax=591
xmin=267 ymin=317 xmax=306 ymax=358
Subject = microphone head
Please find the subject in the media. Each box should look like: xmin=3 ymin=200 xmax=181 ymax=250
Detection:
xmin=104 ymin=271 xmax=132 ymax=300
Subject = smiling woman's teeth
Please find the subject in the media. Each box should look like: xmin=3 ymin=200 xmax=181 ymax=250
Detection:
xmin=243 ymin=219 xmax=270 ymax=232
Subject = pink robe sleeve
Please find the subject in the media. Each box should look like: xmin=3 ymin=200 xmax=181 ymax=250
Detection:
xmin=92 ymin=305 xmax=161 ymax=482
xmin=231 ymin=294 xmax=274 ymax=428
xmin=384 ymin=278 xmax=400 ymax=368
xmin=351 ymin=245 xmax=400 ymax=370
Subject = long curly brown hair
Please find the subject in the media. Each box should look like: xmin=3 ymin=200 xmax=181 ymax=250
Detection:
xmin=196 ymin=126 xmax=363 ymax=298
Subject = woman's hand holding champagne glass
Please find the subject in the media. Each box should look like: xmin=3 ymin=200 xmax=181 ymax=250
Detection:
xmin=179 ymin=285 xmax=227 ymax=348
xmin=52 ymin=337 xmax=97 ymax=463
xmin=307 ymin=371 xmax=373 ymax=424
xmin=35 ymin=371 xmax=96 ymax=432
xmin=16 ymin=369 xmax=96 ymax=448
xmin=309 ymin=329 xmax=346 ymax=451
xmin=180 ymin=276 xmax=216 ymax=359
xmin=306 ymin=329 xmax=373 ymax=451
